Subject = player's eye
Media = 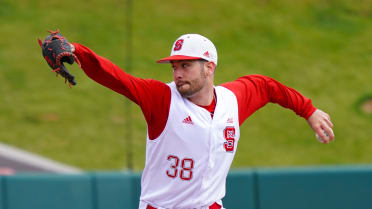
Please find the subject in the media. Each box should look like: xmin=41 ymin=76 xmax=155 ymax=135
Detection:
xmin=181 ymin=63 xmax=189 ymax=68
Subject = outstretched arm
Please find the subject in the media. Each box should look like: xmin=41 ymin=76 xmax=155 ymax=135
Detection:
xmin=222 ymin=74 xmax=334 ymax=143
xmin=70 ymin=43 xmax=171 ymax=140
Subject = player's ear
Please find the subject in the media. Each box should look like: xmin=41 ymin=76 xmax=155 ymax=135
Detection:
xmin=205 ymin=61 xmax=216 ymax=76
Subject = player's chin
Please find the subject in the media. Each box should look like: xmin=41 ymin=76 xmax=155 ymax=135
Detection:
xmin=176 ymin=84 xmax=187 ymax=92
xmin=177 ymin=86 xmax=194 ymax=97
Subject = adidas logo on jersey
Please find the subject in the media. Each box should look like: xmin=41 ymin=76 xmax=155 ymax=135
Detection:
xmin=182 ymin=116 xmax=193 ymax=125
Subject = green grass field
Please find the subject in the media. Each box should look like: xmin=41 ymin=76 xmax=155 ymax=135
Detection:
xmin=1 ymin=0 xmax=371 ymax=171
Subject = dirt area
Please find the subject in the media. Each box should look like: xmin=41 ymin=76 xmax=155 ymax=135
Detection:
xmin=361 ymin=99 xmax=372 ymax=114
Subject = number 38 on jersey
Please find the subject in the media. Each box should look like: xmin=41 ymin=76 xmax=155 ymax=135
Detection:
xmin=166 ymin=155 xmax=194 ymax=181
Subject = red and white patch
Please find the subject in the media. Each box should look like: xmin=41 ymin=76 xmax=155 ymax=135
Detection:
xmin=224 ymin=126 xmax=236 ymax=152
xmin=173 ymin=39 xmax=184 ymax=51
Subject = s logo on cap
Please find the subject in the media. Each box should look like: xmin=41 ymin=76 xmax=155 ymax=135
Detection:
xmin=173 ymin=39 xmax=184 ymax=51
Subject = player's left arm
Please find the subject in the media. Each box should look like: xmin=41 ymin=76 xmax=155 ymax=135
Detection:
xmin=221 ymin=74 xmax=334 ymax=143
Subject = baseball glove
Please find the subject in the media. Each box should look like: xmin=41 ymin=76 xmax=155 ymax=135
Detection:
xmin=38 ymin=29 xmax=80 ymax=87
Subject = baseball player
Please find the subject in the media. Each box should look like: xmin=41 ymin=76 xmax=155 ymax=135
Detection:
xmin=39 ymin=32 xmax=334 ymax=209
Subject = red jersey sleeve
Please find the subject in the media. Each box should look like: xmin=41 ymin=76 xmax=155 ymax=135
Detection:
xmin=221 ymin=75 xmax=316 ymax=126
xmin=72 ymin=43 xmax=170 ymax=139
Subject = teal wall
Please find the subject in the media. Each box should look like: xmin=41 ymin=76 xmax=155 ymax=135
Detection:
xmin=0 ymin=166 xmax=371 ymax=209
xmin=256 ymin=166 xmax=372 ymax=209
xmin=0 ymin=177 xmax=4 ymax=209
xmin=224 ymin=170 xmax=257 ymax=209
xmin=94 ymin=172 xmax=141 ymax=209
xmin=5 ymin=174 xmax=94 ymax=209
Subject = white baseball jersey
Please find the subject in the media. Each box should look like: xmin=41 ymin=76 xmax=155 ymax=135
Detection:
xmin=139 ymin=82 xmax=240 ymax=208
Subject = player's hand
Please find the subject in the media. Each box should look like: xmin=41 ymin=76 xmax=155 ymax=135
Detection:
xmin=307 ymin=109 xmax=335 ymax=143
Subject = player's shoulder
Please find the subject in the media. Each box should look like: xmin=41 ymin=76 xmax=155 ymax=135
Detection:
xmin=220 ymin=74 xmax=274 ymax=86
xmin=142 ymin=78 xmax=170 ymax=87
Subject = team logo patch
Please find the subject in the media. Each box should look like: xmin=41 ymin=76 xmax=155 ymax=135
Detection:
xmin=173 ymin=39 xmax=184 ymax=51
xmin=224 ymin=126 xmax=236 ymax=152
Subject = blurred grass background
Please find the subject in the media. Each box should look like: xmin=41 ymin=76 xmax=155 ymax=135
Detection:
xmin=0 ymin=0 xmax=371 ymax=171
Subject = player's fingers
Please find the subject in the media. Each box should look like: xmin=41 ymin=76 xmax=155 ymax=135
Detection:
xmin=324 ymin=112 xmax=331 ymax=121
xmin=318 ymin=111 xmax=334 ymax=130
xmin=321 ymin=123 xmax=335 ymax=142
xmin=324 ymin=117 xmax=334 ymax=128
xmin=314 ymin=126 xmax=328 ymax=143
xmin=318 ymin=110 xmax=332 ymax=126
xmin=318 ymin=132 xmax=328 ymax=144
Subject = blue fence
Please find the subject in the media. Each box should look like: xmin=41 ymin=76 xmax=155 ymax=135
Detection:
xmin=1 ymin=165 xmax=372 ymax=209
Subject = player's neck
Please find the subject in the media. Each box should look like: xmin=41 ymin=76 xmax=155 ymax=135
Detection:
xmin=187 ymin=82 xmax=214 ymax=106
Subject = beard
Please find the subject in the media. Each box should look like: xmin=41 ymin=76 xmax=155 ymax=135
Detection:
xmin=176 ymin=68 xmax=207 ymax=98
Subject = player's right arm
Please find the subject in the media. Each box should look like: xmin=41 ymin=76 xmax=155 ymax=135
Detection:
xmin=72 ymin=43 xmax=170 ymax=140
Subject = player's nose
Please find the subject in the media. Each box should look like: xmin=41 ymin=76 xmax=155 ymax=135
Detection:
xmin=173 ymin=68 xmax=183 ymax=79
